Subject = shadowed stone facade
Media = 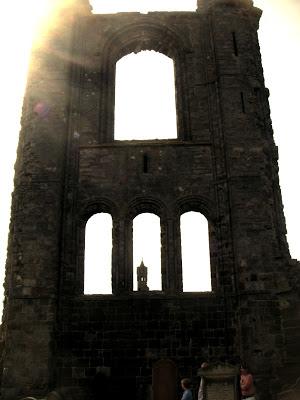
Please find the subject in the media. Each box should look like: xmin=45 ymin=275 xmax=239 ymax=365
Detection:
xmin=1 ymin=0 xmax=299 ymax=399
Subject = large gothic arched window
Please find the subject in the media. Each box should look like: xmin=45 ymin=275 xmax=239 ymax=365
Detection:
xmin=114 ymin=50 xmax=177 ymax=140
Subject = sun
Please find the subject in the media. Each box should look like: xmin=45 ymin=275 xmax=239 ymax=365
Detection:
xmin=0 ymin=0 xmax=53 ymax=100
xmin=6 ymin=1 xmax=52 ymax=47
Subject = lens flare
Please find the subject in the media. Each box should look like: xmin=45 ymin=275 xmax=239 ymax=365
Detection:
xmin=33 ymin=101 xmax=51 ymax=119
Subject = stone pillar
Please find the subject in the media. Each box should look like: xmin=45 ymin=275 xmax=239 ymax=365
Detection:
xmin=162 ymin=217 xmax=182 ymax=293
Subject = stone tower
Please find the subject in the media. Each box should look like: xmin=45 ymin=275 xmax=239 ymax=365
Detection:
xmin=1 ymin=0 xmax=299 ymax=399
xmin=137 ymin=261 xmax=149 ymax=292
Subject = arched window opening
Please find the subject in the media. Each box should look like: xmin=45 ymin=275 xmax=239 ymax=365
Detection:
xmin=133 ymin=213 xmax=162 ymax=291
xmin=84 ymin=213 xmax=112 ymax=294
xmin=180 ymin=212 xmax=211 ymax=292
xmin=115 ymin=50 xmax=177 ymax=140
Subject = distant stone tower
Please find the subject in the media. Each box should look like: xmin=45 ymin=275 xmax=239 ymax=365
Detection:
xmin=137 ymin=261 xmax=149 ymax=292
xmin=1 ymin=0 xmax=299 ymax=399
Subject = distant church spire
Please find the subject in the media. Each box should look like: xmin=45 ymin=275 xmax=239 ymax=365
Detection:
xmin=137 ymin=260 xmax=149 ymax=292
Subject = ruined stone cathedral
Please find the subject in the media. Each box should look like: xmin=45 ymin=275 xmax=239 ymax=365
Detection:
xmin=1 ymin=0 xmax=299 ymax=399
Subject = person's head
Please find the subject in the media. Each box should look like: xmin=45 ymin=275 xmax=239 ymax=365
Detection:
xmin=201 ymin=362 xmax=209 ymax=369
xmin=181 ymin=378 xmax=191 ymax=390
xmin=240 ymin=365 xmax=249 ymax=375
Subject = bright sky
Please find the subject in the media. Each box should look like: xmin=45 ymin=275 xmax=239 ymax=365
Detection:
xmin=0 ymin=0 xmax=299 ymax=311
xmin=115 ymin=51 xmax=177 ymax=140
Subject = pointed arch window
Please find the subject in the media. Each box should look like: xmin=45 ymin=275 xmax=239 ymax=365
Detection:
xmin=114 ymin=50 xmax=177 ymax=140
xmin=84 ymin=213 xmax=113 ymax=294
xmin=133 ymin=213 xmax=162 ymax=291
xmin=180 ymin=211 xmax=212 ymax=292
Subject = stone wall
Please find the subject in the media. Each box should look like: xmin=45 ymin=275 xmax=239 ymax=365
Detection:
xmin=1 ymin=1 xmax=299 ymax=399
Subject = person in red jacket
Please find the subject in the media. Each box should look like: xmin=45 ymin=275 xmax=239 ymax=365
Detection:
xmin=240 ymin=365 xmax=256 ymax=400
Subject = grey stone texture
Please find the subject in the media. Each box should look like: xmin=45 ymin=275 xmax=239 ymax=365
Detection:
xmin=198 ymin=363 xmax=239 ymax=400
xmin=1 ymin=0 xmax=300 ymax=399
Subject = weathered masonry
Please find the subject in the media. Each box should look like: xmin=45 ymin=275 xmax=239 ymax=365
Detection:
xmin=1 ymin=0 xmax=300 ymax=399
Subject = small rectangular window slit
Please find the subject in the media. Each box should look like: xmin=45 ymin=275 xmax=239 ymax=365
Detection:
xmin=232 ymin=32 xmax=238 ymax=56
xmin=240 ymin=92 xmax=246 ymax=113
xmin=143 ymin=154 xmax=149 ymax=173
